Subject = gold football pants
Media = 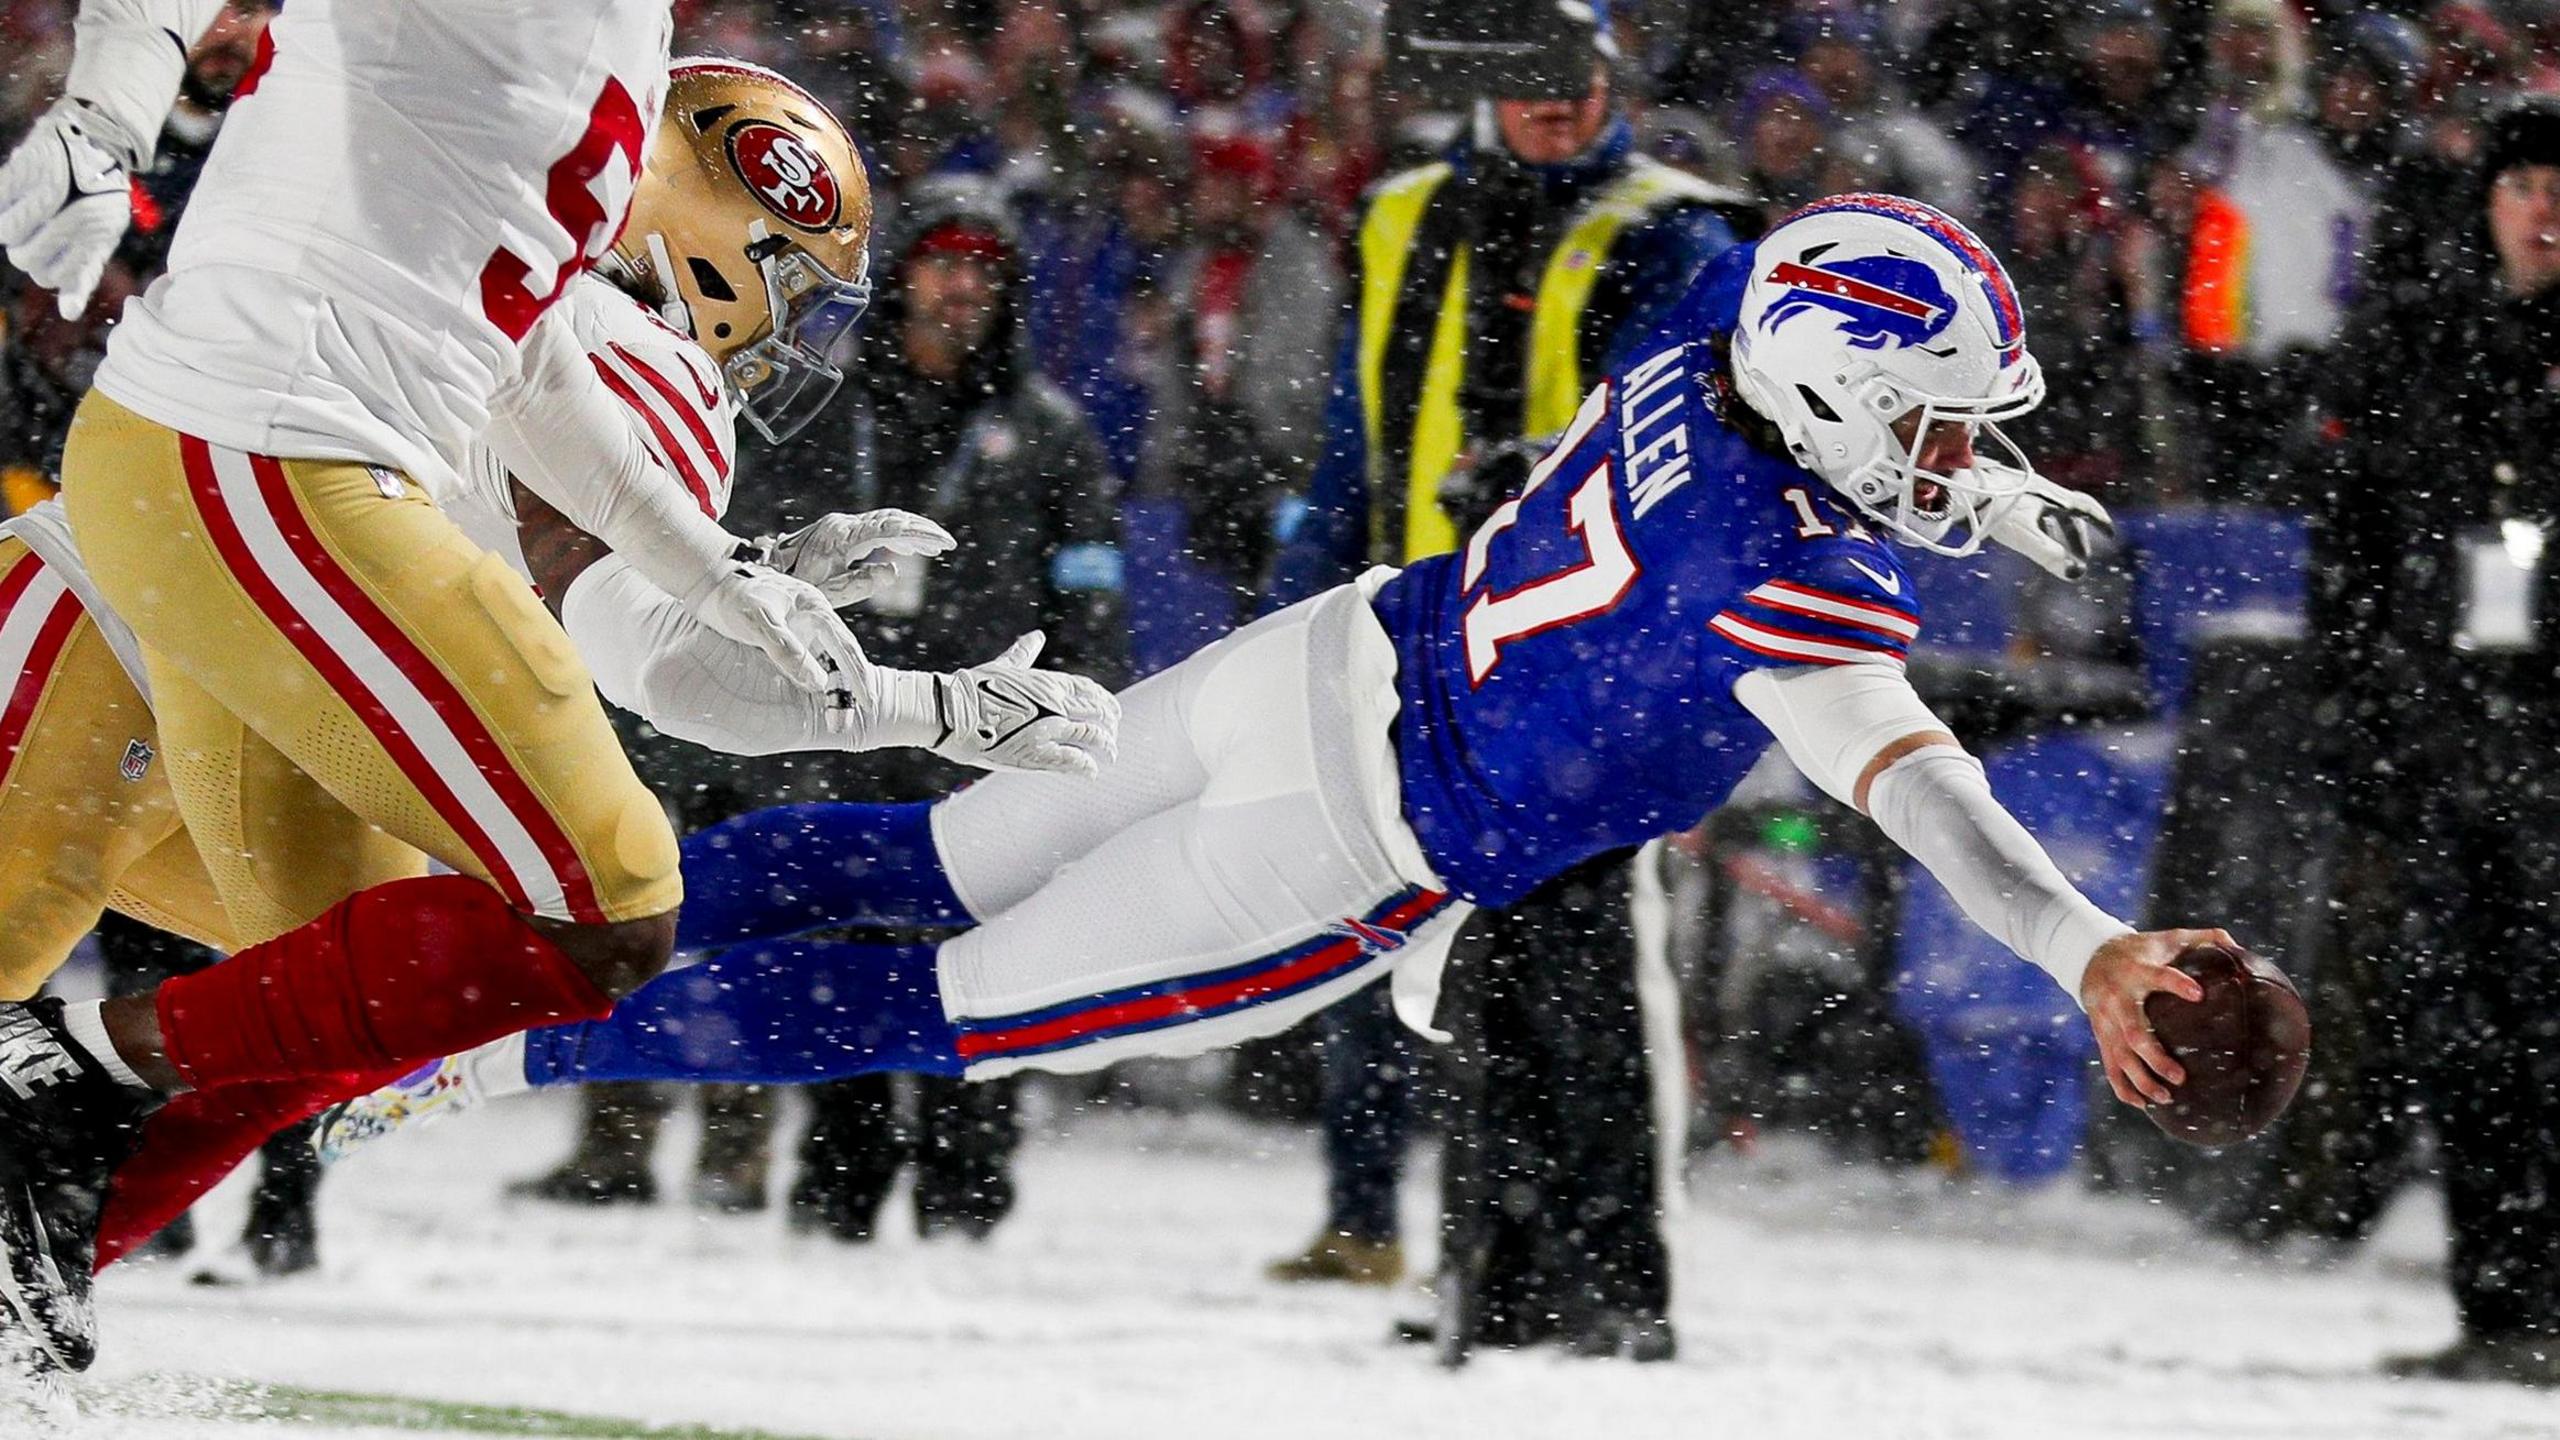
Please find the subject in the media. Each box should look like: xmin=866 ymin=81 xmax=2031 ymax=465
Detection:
xmin=0 ymin=536 xmax=233 ymax=996
xmin=59 ymin=390 xmax=680 ymax=949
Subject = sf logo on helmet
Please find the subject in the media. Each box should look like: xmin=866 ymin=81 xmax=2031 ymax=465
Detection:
xmin=1760 ymin=254 xmax=1957 ymax=352
xmin=727 ymin=120 xmax=841 ymax=230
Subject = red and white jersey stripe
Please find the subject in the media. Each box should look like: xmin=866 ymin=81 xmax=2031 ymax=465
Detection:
xmin=179 ymin=436 xmax=606 ymax=924
xmin=1707 ymin=575 xmax=1919 ymax=668
xmin=451 ymin=275 xmax=741 ymax=579
xmin=1706 ymin=611 xmax=1907 ymax=666
xmin=0 ymin=545 xmax=87 ymax=786
xmin=572 ymin=277 xmax=737 ymax=523
xmin=1738 ymin=579 xmax=1919 ymax=644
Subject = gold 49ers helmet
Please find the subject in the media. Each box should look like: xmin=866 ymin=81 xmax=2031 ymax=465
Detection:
xmin=607 ymin=57 xmax=875 ymax=442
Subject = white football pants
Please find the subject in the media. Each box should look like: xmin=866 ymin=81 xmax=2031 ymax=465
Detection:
xmin=930 ymin=574 xmax=1471 ymax=1079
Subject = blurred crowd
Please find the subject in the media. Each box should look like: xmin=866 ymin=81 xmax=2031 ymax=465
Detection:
xmin=6 ymin=0 xmax=2553 ymax=605
xmin=7 ymin=0 xmax=2560 ymax=1383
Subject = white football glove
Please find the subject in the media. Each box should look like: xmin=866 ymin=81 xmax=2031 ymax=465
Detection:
xmin=923 ymin=631 xmax=1120 ymax=778
xmin=685 ymin=554 xmax=873 ymax=726
xmin=0 ymin=100 xmax=139 ymax=320
xmin=755 ymin=509 xmax=956 ymax=608
xmin=1982 ymin=464 xmax=2116 ymax=582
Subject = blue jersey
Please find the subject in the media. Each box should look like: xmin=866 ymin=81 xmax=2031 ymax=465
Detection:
xmin=1369 ymin=249 xmax=1924 ymax=907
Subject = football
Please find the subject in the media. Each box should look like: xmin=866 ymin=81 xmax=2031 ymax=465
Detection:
xmin=2141 ymin=944 xmax=2313 ymax=1149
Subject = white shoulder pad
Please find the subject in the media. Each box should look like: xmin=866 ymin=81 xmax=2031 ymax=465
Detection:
xmin=562 ymin=275 xmax=741 ymax=523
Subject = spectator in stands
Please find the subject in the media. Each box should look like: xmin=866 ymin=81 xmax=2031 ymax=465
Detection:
xmin=2173 ymin=0 xmax=2377 ymax=504
xmin=2326 ymin=12 xmax=2448 ymax=306
xmin=2075 ymin=2 xmax=2193 ymax=183
xmin=1791 ymin=10 xmax=1977 ymax=218
xmin=1944 ymin=0 xmax=2187 ymax=229
xmin=1636 ymin=105 xmax=1745 ymax=190
xmin=791 ymin=178 xmax=1126 ymax=1243
xmin=1738 ymin=70 xmax=1840 ymax=219
xmin=1164 ymin=0 xmax=1290 ymax=137
xmin=1998 ymin=142 xmax=2158 ymax=499
xmin=879 ymin=52 xmax=1003 ymax=189
xmin=1016 ymin=95 xmax=1181 ymax=481
xmin=2308 ymin=95 xmax=2560 ymax=1388
xmin=1137 ymin=131 xmax=1342 ymax=612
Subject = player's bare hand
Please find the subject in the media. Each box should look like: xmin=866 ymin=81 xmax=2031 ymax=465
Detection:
xmin=931 ymin=631 xmax=1122 ymax=778
xmin=2079 ymin=928 xmax=2225 ymax=1110
xmin=756 ymin=509 xmax=955 ymax=608
xmin=0 ymin=99 xmax=138 ymax=320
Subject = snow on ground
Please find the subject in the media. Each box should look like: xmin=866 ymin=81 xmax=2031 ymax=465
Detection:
xmin=39 ymin=1089 xmax=2558 ymax=1440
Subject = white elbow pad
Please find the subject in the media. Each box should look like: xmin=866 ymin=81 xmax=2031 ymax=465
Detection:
xmin=1732 ymin=663 xmax=1949 ymax=809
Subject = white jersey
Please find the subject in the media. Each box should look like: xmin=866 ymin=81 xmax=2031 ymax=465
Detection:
xmin=25 ymin=275 xmax=736 ymax=706
xmin=451 ymin=274 xmax=741 ymax=578
xmin=94 ymin=0 xmax=674 ymax=504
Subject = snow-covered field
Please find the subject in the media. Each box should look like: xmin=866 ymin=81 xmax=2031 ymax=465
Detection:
xmin=35 ymin=1089 xmax=2554 ymax=1440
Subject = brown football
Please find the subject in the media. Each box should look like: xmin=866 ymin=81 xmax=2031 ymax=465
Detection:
xmin=2139 ymin=944 xmax=2312 ymax=1149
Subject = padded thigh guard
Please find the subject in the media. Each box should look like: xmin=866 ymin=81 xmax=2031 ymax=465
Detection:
xmin=59 ymin=390 xmax=681 ymax=936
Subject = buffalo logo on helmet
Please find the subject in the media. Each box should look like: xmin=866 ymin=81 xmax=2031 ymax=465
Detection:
xmin=1760 ymin=253 xmax=1958 ymax=352
xmin=726 ymin=120 xmax=841 ymax=230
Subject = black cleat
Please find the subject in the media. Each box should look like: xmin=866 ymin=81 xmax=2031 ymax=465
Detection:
xmin=0 ymin=1000 xmax=160 ymax=1374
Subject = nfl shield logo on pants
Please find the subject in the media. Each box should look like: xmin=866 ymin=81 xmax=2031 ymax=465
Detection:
xmin=119 ymin=738 xmax=154 ymax=784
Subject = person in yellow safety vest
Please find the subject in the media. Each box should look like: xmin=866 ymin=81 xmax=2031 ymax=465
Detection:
xmin=1259 ymin=40 xmax=1755 ymax=1362
xmin=1268 ymin=74 xmax=1755 ymax=599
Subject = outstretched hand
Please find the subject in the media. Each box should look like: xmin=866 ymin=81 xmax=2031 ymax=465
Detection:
xmin=929 ymin=631 xmax=1121 ymax=778
xmin=2079 ymin=928 xmax=2232 ymax=1109
xmin=757 ymin=509 xmax=957 ymax=608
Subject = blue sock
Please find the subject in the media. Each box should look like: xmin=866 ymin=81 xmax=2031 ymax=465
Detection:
xmin=674 ymin=802 xmax=969 ymax=951
xmin=519 ymin=940 xmax=963 ymax=1085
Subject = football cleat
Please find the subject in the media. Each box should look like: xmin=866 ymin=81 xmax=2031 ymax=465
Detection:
xmin=312 ymin=1052 xmax=487 ymax=1166
xmin=0 ymin=1000 xmax=159 ymax=1374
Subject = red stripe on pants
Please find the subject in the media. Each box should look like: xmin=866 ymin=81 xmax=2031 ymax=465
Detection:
xmin=239 ymin=451 xmax=604 ymax=922
xmin=177 ymin=435 xmax=540 ymax=914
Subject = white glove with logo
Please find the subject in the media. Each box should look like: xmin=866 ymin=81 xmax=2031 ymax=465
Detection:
xmin=872 ymin=631 xmax=1120 ymax=778
xmin=1983 ymin=464 xmax=2116 ymax=582
xmin=0 ymin=100 xmax=140 ymax=320
xmin=683 ymin=554 xmax=874 ymax=725
xmin=755 ymin=509 xmax=956 ymax=608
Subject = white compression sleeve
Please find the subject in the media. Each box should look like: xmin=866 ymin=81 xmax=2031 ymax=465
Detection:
xmin=485 ymin=312 xmax=740 ymax=609
xmin=1734 ymin=664 xmax=2130 ymax=1003
xmin=560 ymin=554 xmax=947 ymax=757
xmin=67 ymin=0 xmax=226 ymax=165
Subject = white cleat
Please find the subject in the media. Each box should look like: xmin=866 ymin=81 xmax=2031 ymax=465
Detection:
xmin=312 ymin=1033 xmax=525 ymax=1165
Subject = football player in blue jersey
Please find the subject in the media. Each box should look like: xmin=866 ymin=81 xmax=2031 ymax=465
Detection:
xmin=106 ymin=195 xmax=2227 ymax=1247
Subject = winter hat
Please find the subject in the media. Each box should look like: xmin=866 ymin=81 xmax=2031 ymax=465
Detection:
xmin=2484 ymin=93 xmax=2560 ymax=181
xmin=1738 ymin=70 xmax=1833 ymax=135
